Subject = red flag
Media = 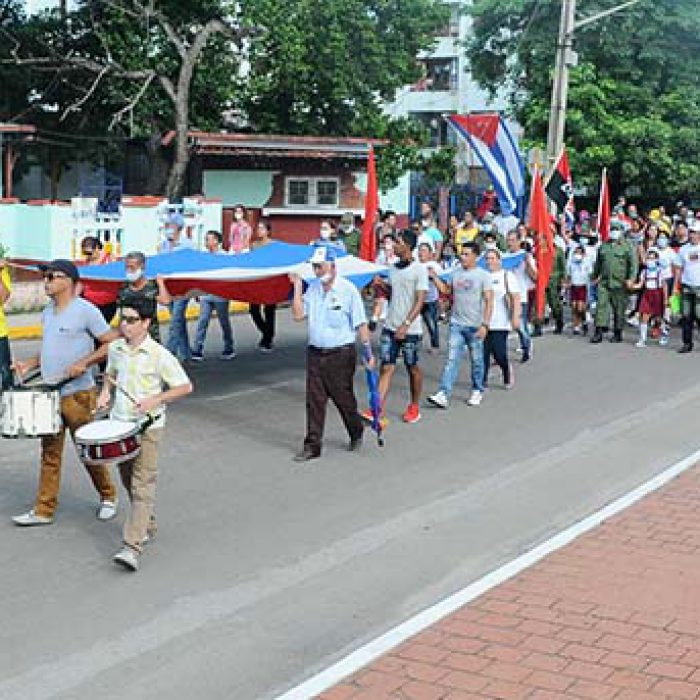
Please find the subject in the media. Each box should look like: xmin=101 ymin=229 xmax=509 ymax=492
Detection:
xmin=476 ymin=188 xmax=497 ymax=219
xmin=359 ymin=146 xmax=378 ymax=261
xmin=528 ymin=166 xmax=554 ymax=319
xmin=597 ymin=168 xmax=610 ymax=242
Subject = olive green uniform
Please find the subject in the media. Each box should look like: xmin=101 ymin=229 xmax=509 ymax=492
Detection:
xmin=534 ymin=245 xmax=566 ymax=329
xmin=593 ymin=240 xmax=638 ymax=331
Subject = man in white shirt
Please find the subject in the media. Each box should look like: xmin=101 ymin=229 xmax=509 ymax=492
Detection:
xmin=506 ymin=231 xmax=536 ymax=361
xmin=675 ymin=222 xmax=700 ymax=353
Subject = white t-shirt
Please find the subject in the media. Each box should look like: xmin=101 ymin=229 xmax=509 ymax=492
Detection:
xmin=567 ymin=257 xmax=593 ymax=286
xmin=678 ymin=243 xmax=700 ymax=286
xmin=489 ymin=269 xmax=519 ymax=331
xmin=423 ymin=261 xmax=442 ymax=303
xmin=510 ymin=254 xmax=534 ymax=298
xmin=659 ymin=247 xmax=679 ymax=280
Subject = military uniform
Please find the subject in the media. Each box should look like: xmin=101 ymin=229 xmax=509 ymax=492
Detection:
xmin=591 ymin=237 xmax=638 ymax=342
xmin=533 ymin=245 xmax=566 ymax=335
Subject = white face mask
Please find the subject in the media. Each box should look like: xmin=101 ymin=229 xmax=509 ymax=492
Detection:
xmin=609 ymin=230 xmax=621 ymax=241
xmin=320 ymin=228 xmax=331 ymax=240
xmin=125 ymin=269 xmax=143 ymax=283
xmin=573 ymin=254 xmax=583 ymax=263
xmin=320 ymin=272 xmax=333 ymax=284
xmin=485 ymin=242 xmax=497 ymax=250
xmin=234 ymin=211 xmax=244 ymax=221
xmin=657 ymin=237 xmax=669 ymax=249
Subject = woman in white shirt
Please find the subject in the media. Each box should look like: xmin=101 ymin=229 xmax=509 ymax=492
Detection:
xmin=483 ymin=249 xmax=520 ymax=389
xmin=565 ymin=244 xmax=593 ymax=335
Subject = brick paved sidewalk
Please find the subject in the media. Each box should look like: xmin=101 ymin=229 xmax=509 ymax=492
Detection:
xmin=319 ymin=467 xmax=700 ymax=700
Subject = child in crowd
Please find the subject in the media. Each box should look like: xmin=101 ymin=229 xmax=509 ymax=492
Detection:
xmin=632 ymin=247 xmax=669 ymax=348
xmin=565 ymin=244 xmax=593 ymax=335
xmin=417 ymin=242 xmax=442 ymax=352
xmin=97 ymin=297 xmax=193 ymax=572
xmin=370 ymin=234 xmax=399 ymax=331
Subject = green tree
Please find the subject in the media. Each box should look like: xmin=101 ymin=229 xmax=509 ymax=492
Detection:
xmin=466 ymin=0 xmax=700 ymax=198
xmin=2 ymin=0 xmax=245 ymax=198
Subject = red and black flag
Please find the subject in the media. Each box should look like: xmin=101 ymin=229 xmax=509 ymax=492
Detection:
xmin=545 ymin=148 xmax=575 ymax=220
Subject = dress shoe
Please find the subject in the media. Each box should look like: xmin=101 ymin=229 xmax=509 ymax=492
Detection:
xmin=610 ymin=330 xmax=623 ymax=343
xmin=678 ymin=344 xmax=693 ymax=354
xmin=590 ymin=329 xmax=603 ymax=344
xmin=348 ymin=435 xmax=363 ymax=452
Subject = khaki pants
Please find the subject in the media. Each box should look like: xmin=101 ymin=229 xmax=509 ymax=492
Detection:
xmin=36 ymin=390 xmax=117 ymax=518
xmin=118 ymin=427 xmax=163 ymax=554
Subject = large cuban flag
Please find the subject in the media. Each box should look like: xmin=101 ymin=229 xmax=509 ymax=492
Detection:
xmin=447 ymin=114 xmax=526 ymax=218
xmin=78 ymin=242 xmax=386 ymax=304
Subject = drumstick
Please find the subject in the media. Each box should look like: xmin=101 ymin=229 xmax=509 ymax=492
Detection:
xmin=106 ymin=375 xmax=139 ymax=406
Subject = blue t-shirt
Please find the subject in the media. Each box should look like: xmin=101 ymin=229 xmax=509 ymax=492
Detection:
xmin=41 ymin=297 xmax=110 ymax=396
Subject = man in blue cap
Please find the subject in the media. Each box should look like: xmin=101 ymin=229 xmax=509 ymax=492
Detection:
xmin=161 ymin=212 xmax=194 ymax=362
xmin=289 ymin=246 xmax=374 ymax=462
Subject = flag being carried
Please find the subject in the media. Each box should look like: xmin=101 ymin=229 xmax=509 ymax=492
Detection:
xmin=359 ymin=145 xmax=378 ymax=262
xmin=545 ymin=147 xmax=575 ymax=227
xmin=447 ymin=114 xmax=526 ymax=217
xmin=597 ymin=167 xmax=611 ymax=242
xmin=529 ymin=166 xmax=554 ymax=319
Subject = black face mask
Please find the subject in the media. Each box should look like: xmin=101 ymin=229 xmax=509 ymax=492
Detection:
xmin=396 ymin=259 xmax=412 ymax=269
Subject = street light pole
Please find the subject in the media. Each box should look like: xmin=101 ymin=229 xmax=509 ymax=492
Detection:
xmin=545 ymin=0 xmax=644 ymax=175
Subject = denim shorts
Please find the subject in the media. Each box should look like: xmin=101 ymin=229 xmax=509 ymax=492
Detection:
xmin=379 ymin=328 xmax=421 ymax=367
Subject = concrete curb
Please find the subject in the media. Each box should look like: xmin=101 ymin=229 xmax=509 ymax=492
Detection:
xmin=8 ymin=301 xmax=250 ymax=341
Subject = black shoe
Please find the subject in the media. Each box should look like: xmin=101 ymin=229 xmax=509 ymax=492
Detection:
xmin=554 ymin=320 xmax=564 ymax=335
xmin=678 ymin=344 xmax=693 ymax=354
xmin=520 ymin=352 xmax=530 ymax=364
xmin=590 ymin=329 xmax=603 ymax=344
xmin=348 ymin=435 xmax=363 ymax=452
xmin=610 ymin=330 xmax=623 ymax=343
xmin=582 ymin=323 xmax=589 ymax=336
xmin=531 ymin=326 xmax=543 ymax=337
xmin=293 ymin=449 xmax=320 ymax=463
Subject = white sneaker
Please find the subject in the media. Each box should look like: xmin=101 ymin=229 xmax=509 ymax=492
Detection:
xmin=635 ymin=340 xmax=646 ymax=348
xmin=660 ymin=335 xmax=669 ymax=346
xmin=427 ymin=391 xmax=449 ymax=409
xmin=113 ymin=548 xmax=139 ymax=572
xmin=97 ymin=500 xmax=118 ymax=521
xmin=467 ymin=390 xmax=483 ymax=406
xmin=12 ymin=509 xmax=53 ymax=527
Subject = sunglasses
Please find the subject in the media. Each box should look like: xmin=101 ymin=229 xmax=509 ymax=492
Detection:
xmin=42 ymin=272 xmax=68 ymax=281
xmin=120 ymin=314 xmax=142 ymax=325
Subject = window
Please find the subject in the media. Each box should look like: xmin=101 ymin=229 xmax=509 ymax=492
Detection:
xmin=424 ymin=58 xmax=458 ymax=92
xmin=285 ymin=177 xmax=339 ymax=208
xmin=409 ymin=112 xmax=451 ymax=148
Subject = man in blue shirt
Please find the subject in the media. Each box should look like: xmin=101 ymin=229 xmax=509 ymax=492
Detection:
xmin=290 ymin=246 xmax=374 ymax=461
xmin=161 ymin=212 xmax=194 ymax=362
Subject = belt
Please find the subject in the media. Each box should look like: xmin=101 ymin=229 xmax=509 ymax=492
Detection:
xmin=308 ymin=344 xmax=354 ymax=355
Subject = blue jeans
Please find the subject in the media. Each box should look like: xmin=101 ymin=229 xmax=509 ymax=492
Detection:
xmin=166 ymin=299 xmax=191 ymax=361
xmin=421 ymin=300 xmax=440 ymax=348
xmin=193 ymin=298 xmax=234 ymax=355
xmin=438 ymin=324 xmax=485 ymax=396
xmin=517 ymin=302 xmax=532 ymax=354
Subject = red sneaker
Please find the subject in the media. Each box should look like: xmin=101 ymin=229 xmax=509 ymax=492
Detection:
xmin=361 ymin=409 xmax=389 ymax=429
xmin=402 ymin=403 xmax=421 ymax=424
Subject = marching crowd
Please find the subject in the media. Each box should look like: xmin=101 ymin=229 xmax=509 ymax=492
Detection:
xmin=2 ymin=198 xmax=700 ymax=573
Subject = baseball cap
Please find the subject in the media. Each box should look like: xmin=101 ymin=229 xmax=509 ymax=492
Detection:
xmin=38 ymin=259 xmax=80 ymax=282
xmin=166 ymin=212 xmax=185 ymax=229
xmin=309 ymin=245 xmax=338 ymax=264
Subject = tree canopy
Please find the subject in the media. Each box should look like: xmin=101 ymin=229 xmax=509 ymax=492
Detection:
xmin=1 ymin=0 xmax=450 ymax=196
xmin=466 ymin=0 xmax=700 ymax=199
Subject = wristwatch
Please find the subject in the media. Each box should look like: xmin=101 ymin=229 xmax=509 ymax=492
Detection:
xmin=480 ymin=323 xmax=490 ymax=330
xmin=402 ymin=319 xmax=412 ymax=327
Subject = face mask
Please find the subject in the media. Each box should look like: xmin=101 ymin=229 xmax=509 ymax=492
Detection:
xmin=609 ymin=230 xmax=621 ymax=241
xmin=320 ymin=272 xmax=333 ymax=284
xmin=485 ymin=242 xmax=497 ymax=250
xmin=320 ymin=228 xmax=331 ymax=240
xmin=234 ymin=212 xmax=243 ymax=221
xmin=647 ymin=261 xmax=658 ymax=271
xmin=657 ymin=237 xmax=669 ymax=249
xmin=579 ymin=237 xmax=588 ymax=247
xmin=125 ymin=269 xmax=143 ymax=283
xmin=573 ymin=254 xmax=583 ymax=263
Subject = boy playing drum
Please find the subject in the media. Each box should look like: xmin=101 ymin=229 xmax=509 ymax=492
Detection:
xmin=97 ymin=298 xmax=193 ymax=572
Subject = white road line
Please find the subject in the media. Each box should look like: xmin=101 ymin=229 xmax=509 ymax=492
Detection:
xmin=207 ymin=379 xmax=299 ymax=402
xmin=274 ymin=447 xmax=700 ymax=700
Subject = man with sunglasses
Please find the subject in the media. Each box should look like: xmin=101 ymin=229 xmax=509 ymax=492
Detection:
xmin=289 ymin=246 xmax=373 ymax=462
xmin=98 ymin=298 xmax=192 ymax=571
xmin=11 ymin=259 xmax=119 ymax=527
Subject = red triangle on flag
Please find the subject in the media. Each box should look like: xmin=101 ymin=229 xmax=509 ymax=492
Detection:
xmin=359 ymin=146 xmax=378 ymax=261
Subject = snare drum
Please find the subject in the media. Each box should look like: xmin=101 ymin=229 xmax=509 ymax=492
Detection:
xmin=1 ymin=388 xmax=62 ymax=438
xmin=74 ymin=419 xmax=142 ymax=466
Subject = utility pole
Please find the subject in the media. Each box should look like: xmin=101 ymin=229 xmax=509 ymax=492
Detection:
xmin=545 ymin=0 xmax=644 ymax=175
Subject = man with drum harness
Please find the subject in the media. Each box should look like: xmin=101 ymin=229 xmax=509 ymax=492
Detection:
xmin=11 ymin=259 xmax=119 ymax=526
xmin=97 ymin=297 xmax=192 ymax=571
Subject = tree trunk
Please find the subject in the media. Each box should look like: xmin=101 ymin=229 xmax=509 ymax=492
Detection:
xmin=164 ymin=91 xmax=190 ymax=200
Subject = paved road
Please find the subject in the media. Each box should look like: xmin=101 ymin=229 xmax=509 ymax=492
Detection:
xmin=1 ymin=314 xmax=699 ymax=700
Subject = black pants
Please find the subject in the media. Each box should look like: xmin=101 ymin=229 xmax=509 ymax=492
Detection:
xmin=681 ymin=285 xmax=700 ymax=347
xmin=250 ymin=304 xmax=276 ymax=349
xmin=483 ymin=330 xmax=510 ymax=385
xmin=304 ymin=345 xmax=363 ymax=455
xmin=0 ymin=336 xmax=13 ymax=390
